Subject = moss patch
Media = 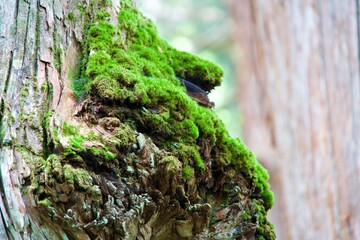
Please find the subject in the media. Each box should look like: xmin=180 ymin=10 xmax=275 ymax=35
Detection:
xmin=64 ymin=0 xmax=275 ymax=238
xmin=78 ymin=0 xmax=273 ymax=207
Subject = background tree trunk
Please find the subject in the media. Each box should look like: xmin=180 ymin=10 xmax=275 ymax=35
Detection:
xmin=230 ymin=1 xmax=360 ymax=239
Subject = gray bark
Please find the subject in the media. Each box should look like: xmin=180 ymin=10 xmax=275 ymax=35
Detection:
xmin=0 ymin=0 xmax=84 ymax=238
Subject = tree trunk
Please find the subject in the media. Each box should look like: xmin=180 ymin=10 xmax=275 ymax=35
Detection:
xmin=0 ymin=0 xmax=275 ymax=239
xmin=231 ymin=1 xmax=360 ymax=239
xmin=0 ymin=0 xmax=82 ymax=238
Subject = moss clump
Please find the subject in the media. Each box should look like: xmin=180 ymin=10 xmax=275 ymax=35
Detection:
xmin=68 ymin=63 xmax=89 ymax=99
xmin=62 ymin=122 xmax=79 ymax=136
xmin=68 ymin=0 xmax=274 ymax=237
xmin=90 ymin=146 xmax=116 ymax=161
xmin=80 ymin=0 xmax=273 ymax=208
xmin=115 ymin=122 xmax=136 ymax=147
xmin=66 ymin=135 xmax=86 ymax=154
xmin=250 ymin=203 xmax=276 ymax=239
xmin=61 ymin=122 xmax=118 ymax=161
xmin=67 ymin=12 xmax=75 ymax=21
xmin=182 ymin=164 xmax=194 ymax=181
xmin=53 ymin=47 xmax=63 ymax=71
xmin=160 ymin=156 xmax=182 ymax=173
xmin=37 ymin=198 xmax=52 ymax=207
xmin=63 ymin=164 xmax=92 ymax=190
xmin=177 ymin=144 xmax=204 ymax=170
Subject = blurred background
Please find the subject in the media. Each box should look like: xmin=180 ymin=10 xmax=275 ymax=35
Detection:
xmin=137 ymin=1 xmax=360 ymax=239
xmin=136 ymin=0 xmax=241 ymax=138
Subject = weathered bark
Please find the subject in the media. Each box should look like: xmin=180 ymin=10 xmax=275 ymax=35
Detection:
xmin=231 ymin=1 xmax=360 ymax=239
xmin=0 ymin=0 xmax=79 ymax=238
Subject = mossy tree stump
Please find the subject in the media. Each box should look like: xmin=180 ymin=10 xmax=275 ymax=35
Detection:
xmin=0 ymin=0 xmax=274 ymax=239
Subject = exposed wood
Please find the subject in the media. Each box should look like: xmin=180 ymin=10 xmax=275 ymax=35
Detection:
xmin=230 ymin=0 xmax=360 ymax=239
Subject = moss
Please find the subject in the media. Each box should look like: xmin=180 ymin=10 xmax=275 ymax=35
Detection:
xmin=67 ymin=1 xmax=274 ymax=237
xmin=61 ymin=122 xmax=118 ymax=161
xmin=48 ymin=154 xmax=63 ymax=179
xmin=63 ymin=164 xmax=92 ymax=190
xmin=77 ymin=0 xmax=273 ymax=209
xmin=250 ymin=203 xmax=276 ymax=239
xmin=53 ymin=47 xmax=63 ymax=70
xmin=42 ymin=111 xmax=53 ymax=144
xmin=53 ymin=127 xmax=60 ymax=143
xmin=67 ymin=135 xmax=86 ymax=153
xmin=88 ymin=131 xmax=97 ymax=140
xmin=90 ymin=146 xmax=116 ymax=161
xmin=68 ymin=60 xmax=89 ymax=99
xmin=160 ymin=156 xmax=181 ymax=173
xmin=115 ymin=123 xmax=136 ymax=147
xmin=20 ymin=82 xmax=29 ymax=99
xmin=61 ymin=123 xmax=87 ymax=155
xmin=62 ymin=122 xmax=79 ymax=136
xmin=243 ymin=210 xmax=251 ymax=220
xmin=177 ymin=144 xmax=204 ymax=170
xmin=182 ymin=164 xmax=194 ymax=181
xmin=37 ymin=198 xmax=52 ymax=207
xmin=67 ymin=12 xmax=75 ymax=21
xmin=78 ymin=5 xmax=86 ymax=16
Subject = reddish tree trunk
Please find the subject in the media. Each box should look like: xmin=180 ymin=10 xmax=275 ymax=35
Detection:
xmin=231 ymin=1 xmax=360 ymax=239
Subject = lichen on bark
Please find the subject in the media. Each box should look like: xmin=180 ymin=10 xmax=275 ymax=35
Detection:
xmin=0 ymin=0 xmax=275 ymax=239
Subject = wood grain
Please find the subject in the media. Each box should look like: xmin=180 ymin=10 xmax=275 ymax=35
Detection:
xmin=230 ymin=1 xmax=360 ymax=239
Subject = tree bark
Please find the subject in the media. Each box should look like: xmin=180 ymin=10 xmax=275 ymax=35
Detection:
xmin=231 ymin=1 xmax=360 ymax=239
xmin=0 ymin=0 xmax=78 ymax=237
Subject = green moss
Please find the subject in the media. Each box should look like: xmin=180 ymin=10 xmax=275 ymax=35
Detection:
xmin=67 ymin=135 xmax=86 ymax=153
xmin=90 ymin=146 xmax=116 ymax=161
xmin=42 ymin=111 xmax=53 ymax=145
xmin=182 ymin=164 xmax=194 ymax=181
xmin=40 ymin=82 xmax=48 ymax=92
xmin=160 ymin=156 xmax=181 ymax=173
xmin=61 ymin=123 xmax=87 ymax=155
xmin=63 ymin=164 xmax=92 ymax=190
xmin=78 ymin=5 xmax=86 ymax=15
xmin=86 ymin=1 xmax=271 ymax=208
xmin=73 ymin=0 xmax=273 ymax=225
xmin=62 ymin=122 xmax=79 ymax=136
xmin=88 ymin=20 xmax=117 ymax=51
xmin=68 ymin=12 xmax=75 ymax=21
xmin=88 ymin=131 xmax=97 ymax=140
xmin=47 ymin=154 xmax=63 ymax=178
xmin=20 ymin=82 xmax=29 ymax=99
xmin=177 ymin=144 xmax=204 ymax=170
xmin=37 ymin=198 xmax=52 ymax=207
xmin=243 ymin=210 xmax=251 ymax=220
xmin=53 ymin=47 xmax=63 ymax=70
xmin=60 ymin=122 xmax=118 ymax=161
xmin=169 ymin=50 xmax=223 ymax=91
xmin=115 ymin=123 xmax=136 ymax=147
xmin=53 ymin=127 xmax=60 ymax=143
xmin=250 ymin=203 xmax=276 ymax=239
xmin=68 ymin=60 xmax=90 ymax=99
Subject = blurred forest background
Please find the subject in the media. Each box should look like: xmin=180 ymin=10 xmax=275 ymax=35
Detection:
xmin=136 ymin=0 xmax=241 ymax=138
xmin=138 ymin=1 xmax=360 ymax=240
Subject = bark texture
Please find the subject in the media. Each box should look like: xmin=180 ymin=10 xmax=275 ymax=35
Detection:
xmin=0 ymin=0 xmax=275 ymax=239
xmin=0 ymin=0 xmax=80 ymax=238
xmin=231 ymin=1 xmax=360 ymax=239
